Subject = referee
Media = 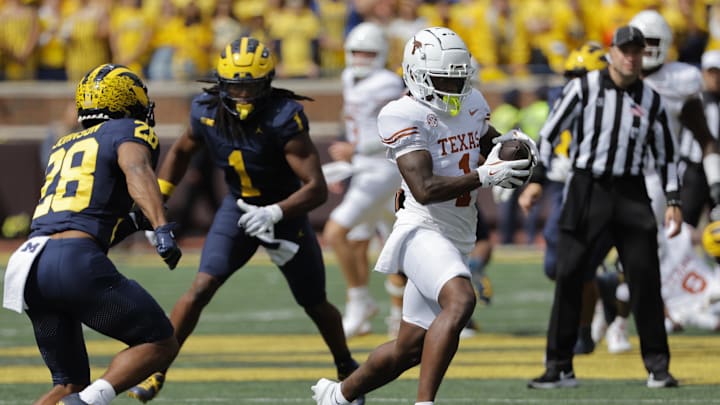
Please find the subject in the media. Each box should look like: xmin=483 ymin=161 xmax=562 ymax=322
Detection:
xmin=521 ymin=26 xmax=681 ymax=389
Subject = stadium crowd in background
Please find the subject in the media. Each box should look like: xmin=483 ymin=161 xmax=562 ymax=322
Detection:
xmin=1 ymin=0 xmax=719 ymax=83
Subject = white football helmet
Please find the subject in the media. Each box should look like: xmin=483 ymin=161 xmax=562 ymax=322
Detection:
xmin=402 ymin=27 xmax=475 ymax=116
xmin=344 ymin=22 xmax=388 ymax=78
xmin=629 ymin=10 xmax=673 ymax=70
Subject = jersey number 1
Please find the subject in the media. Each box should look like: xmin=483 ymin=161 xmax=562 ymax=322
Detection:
xmin=228 ymin=150 xmax=261 ymax=197
xmin=456 ymin=153 xmax=471 ymax=207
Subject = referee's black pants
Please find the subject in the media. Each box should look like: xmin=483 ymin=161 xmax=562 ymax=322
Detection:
xmin=545 ymin=171 xmax=670 ymax=375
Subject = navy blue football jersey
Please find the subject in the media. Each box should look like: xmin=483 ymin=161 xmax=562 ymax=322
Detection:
xmin=30 ymin=119 xmax=160 ymax=248
xmin=189 ymin=92 xmax=309 ymax=205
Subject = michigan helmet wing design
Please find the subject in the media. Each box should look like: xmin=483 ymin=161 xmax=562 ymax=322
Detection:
xmin=564 ymin=42 xmax=608 ymax=78
xmin=76 ymin=64 xmax=155 ymax=127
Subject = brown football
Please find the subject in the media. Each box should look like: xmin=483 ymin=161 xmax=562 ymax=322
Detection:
xmin=499 ymin=139 xmax=531 ymax=161
xmin=498 ymin=139 xmax=531 ymax=182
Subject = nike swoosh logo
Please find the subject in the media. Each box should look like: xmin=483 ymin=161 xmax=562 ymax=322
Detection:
xmin=469 ymin=109 xmax=479 ymax=116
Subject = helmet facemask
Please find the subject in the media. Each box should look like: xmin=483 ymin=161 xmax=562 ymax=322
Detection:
xmin=219 ymin=77 xmax=271 ymax=120
xmin=347 ymin=50 xmax=385 ymax=79
xmin=642 ymin=36 xmax=670 ymax=70
xmin=344 ymin=22 xmax=388 ymax=79
xmin=405 ymin=56 xmax=474 ymax=116
xmin=628 ymin=10 xmax=672 ymax=70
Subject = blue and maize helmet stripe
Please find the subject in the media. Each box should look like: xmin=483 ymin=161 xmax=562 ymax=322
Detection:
xmin=76 ymin=64 xmax=151 ymax=123
xmin=217 ymin=37 xmax=275 ymax=82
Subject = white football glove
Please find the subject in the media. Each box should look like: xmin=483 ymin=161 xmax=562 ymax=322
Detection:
xmin=145 ymin=230 xmax=158 ymax=247
xmin=546 ymin=155 xmax=572 ymax=183
xmin=492 ymin=185 xmax=515 ymax=203
xmin=476 ymin=142 xmax=531 ymax=188
xmin=493 ymin=129 xmax=539 ymax=168
xmin=236 ymin=199 xmax=283 ymax=237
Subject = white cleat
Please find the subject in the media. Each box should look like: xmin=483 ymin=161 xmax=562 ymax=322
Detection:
xmin=606 ymin=317 xmax=632 ymax=354
xmin=311 ymin=378 xmax=340 ymax=405
xmin=343 ymin=298 xmax=378 ymax=338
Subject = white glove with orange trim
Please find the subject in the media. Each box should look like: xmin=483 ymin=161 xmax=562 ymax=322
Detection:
xmin=476 ymin=142 xmax=531 ymax=188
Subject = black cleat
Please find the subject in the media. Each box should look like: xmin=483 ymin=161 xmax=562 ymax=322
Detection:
xmin=647 ymin=371 xmax=679 ymax=388
xmin=528 ymin=368 xmax=578 ymax=389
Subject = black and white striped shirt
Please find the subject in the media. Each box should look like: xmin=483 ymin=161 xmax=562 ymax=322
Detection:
xmin=539 ymin=68 xmax=680 ymax=198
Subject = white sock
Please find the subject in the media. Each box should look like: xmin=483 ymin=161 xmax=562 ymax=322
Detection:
xmin=348 ymin=287 xmax=369 ymax=301
xmin=333 ymin=382 xmax=350 ymax=404
xmin=415 ymin=402 xmax=434 ymax=405
xmin=79 ymin=379 xmax=116 ymax=405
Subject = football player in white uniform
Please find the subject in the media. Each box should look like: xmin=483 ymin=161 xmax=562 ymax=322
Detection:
xmin=312 ymin=27 xmax=536 ymax=405
xmin=658 ymin=50 xmax=720 ymax=332
xmin=322 ymin=22 xmax=406 ymax=338
xmin=630 ymin=10 xmax=720 ymax=223
xmin=660 ymin=221 xmax=720 ymax=331
xmin=598 ymin=10 xmax=720 ymax=344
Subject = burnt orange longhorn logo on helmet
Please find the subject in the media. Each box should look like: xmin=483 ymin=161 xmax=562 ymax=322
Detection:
xmin=411 ymin=37 xmax=422 ymax=55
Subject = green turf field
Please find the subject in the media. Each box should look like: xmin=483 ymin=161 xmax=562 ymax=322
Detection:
xmin=1 ymin=243 xmax=719 ymax=404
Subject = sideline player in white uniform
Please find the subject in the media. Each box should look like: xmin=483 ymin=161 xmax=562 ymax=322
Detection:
xmin=678 ymin=50 xmax=720 ymax=227
xmin=630 ymin=10 xmax=720 ymax=223
xmin=660 ymin=222 xmax=720 ymax=331
xmin=660 ymin=51 xmax=720 ymax=332
xmin=598 ymin=10 xmax=720 ymax=346
xmin=312 ymin=27 xmax=536 ymax=405
xmin=322 ymin=22 xmax=406 ymax=338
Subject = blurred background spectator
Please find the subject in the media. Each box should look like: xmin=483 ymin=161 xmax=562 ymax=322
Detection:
xmin=0 ymin=0 xmax=716 ymax=83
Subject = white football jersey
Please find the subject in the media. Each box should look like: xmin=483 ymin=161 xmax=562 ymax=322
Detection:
xmin=342 ymin=68 xmax=405 ymax=157
xmin=659 ymin=222 xmax=720 ymax=329
xmin=643 ymin=61 xmax=703 ymax=138
xmin=642 ymin=62 xmax=701 ymax=208
xmin=377 ymin=89 xmax=492 ymax=249
xmin=680 ymin=92 xmax=720 ymax=164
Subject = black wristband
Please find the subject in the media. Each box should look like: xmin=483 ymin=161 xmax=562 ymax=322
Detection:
xmin=666 ymin=198 xmax=682 ymax=207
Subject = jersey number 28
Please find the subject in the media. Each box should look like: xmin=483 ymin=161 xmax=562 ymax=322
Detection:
xmin=33 ymin=138 xmax=99 ymax=219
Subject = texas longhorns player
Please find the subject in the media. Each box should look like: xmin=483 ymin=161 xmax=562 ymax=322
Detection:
xmin=309 ymin=27 xmax=537 ymax=405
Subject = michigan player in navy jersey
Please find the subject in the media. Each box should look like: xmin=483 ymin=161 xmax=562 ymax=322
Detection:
xmin=128 ymin=37 xmax=364 ymax=404
xmin=2 ymin=64 xmax=181 ymax=405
